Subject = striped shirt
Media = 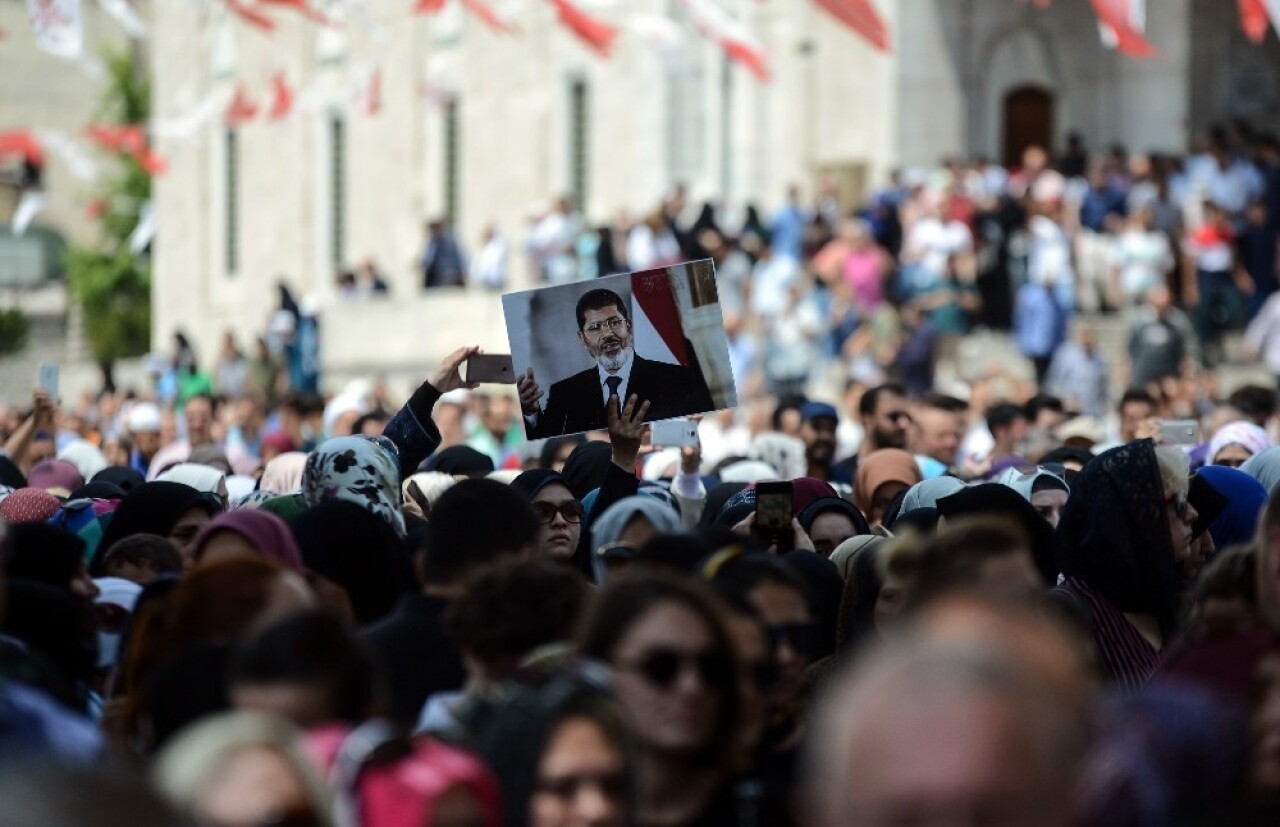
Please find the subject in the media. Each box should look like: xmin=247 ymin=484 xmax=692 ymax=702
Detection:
xmin=1060 ymin=577 xmax=1161 ymax=693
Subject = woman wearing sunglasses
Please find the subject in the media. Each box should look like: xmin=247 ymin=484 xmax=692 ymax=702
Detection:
xmin=578 ymin=571 xmax=741 ymax=827
xmin=512 ymin=470 xmax=587 ymax=561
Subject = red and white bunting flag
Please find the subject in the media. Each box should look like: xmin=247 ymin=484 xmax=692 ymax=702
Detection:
xmin=225 ymin=0 xmax=277 ymax=31
xmin=268 ymin=71 xmax=294 ymax=119
xmin=0 ymin=130 xmax=44 ymax=165
xmin=224 ymin=84 xmax=260 ymax=125
xmin=550 ymin=0 xmax=618 ymax=57
xmin=1090 ymin=0 xmax=1155 ymax=57
xmin=680 ymin=0 xmax=769 ymax=81
xmin=812 ymin=0 xmax=890 ymax=52
xmin=84 ymin=124 xmax=166 ymax=175
xmin=25 ymin=0 xmax=83 ymax=57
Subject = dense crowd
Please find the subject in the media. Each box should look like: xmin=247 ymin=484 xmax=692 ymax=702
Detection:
xmin=7 ymin=122 xmax=1280 ymax=826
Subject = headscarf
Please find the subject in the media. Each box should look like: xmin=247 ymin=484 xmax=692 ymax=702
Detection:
xmin=92 ymin=466 xmax=146 ymax=493
xmin=303 ymin=436 xmax=405 ymax=538
xmin=915 ymin=455 xmax=948 ymax=480
xmin=797 ymin=497 xmax=871 ymax=538
xmin=790 ymin=478 xmax=840 ymax=514
xmin=5 ymin=523 xmax=85 ymax=589
xmin=259 ymin=431 xmax=297 ymax=457
xmin=259 ymin=452 xmax=308 ymax=494
xmin=224 ymin=475 xmax=257 ymax=502
xmin=1196 ymin=466 xmax=1269 ymax=550
xmin=157 ymin=463 xmax=226 ymax=497
xmin=1207 ymin=420 xmax=1271 ymax=466
xmin=0 ymin=488 xmax=61 ymax=524
xmin=291 ymin=501 xmax=415 ymax=626
xmin=0 ymin=455 xmax=26 ymax=489
xmin=425 ymin=445 xmax=495 ymax=478
xmin=898 ymin=477 xmax=966 ymax=514
xmin=57 ymin=440 xmax=108 ymax=482
xmin=258 ymin=494 xmax=310 ymax=524
xmin=701 ymin=482 xmax=748 ymax=527
xmin=70 ymin=481 xmax=127 ymax=501
xmin=560 ymin=441 xmax=613 ymax=500
xmin=829 ymin=534 xmax=884 ymax=580
xmin=26 ymin=459 xmax=85 ymax=497
xmin=1055 ymin=440 xmax=1182 ymax=629
xmin=854 ymin=449 xmax=923 ymax=516
xmin=93 ymin=576 xmax=142 ymax=669
xmin=1241 ymin=445 xmax=1280 ymax=494
xmin=191 ymin=510 xmax=305 ymax=572
xmin=511 ymin=469 xmax=573 ymax=501
xmin=232 ymin=490 xmax=278 ymax=510
xmin=188 ymin=445 xmax=232 ymax=473
xmin=152 ymin=711 xmax=333 ymax=827
xmin=937 ymin=484 xmax=1058 ymax=585
xmin=590 ymin=496 xmax=684 ymax=581
xmin=92 ymin=482 xmax=222 ymax=574
xmin=892 ymin=507 xmax=942 ymax=534
xmin=992 ymin=465 xmax=1069 ymax=503
xmin=714 ymin=487 xmax=757 ymax=529
xmin=833 ymin=536 xmax=888 ymax=652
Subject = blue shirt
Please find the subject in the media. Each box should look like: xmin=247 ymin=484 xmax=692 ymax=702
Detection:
xmin=1079 ymin=187 xmax=1127 ymax=233
xmin=770 ymin=204 xmax=806 ymax=261
xmin=1014 ymin=283 xmax=1068 ymax=359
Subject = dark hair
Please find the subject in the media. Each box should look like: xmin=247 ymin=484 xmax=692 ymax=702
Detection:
xmin=859 ymin=383 xmax=908 ymax=417
xmin=1024 ymin=394 xmax=1065 ymax=421
xmin=1227 ymin=384 xmax=1277 ymax=422
xmin=445 ymin=559 xmax=588 ymax=671
xmin=228 ymin=609 xmax=377 ymax=725
xmin=708 ymin=552 xmax=809 ymax=608
xmin=575 ymin=289 xmax=630 ymax=331
xmin=184 ymin=393 xmax=217 ymax=415
xmin=771 ymin=394 xmax=808 ymax=431
xmin=101 ymin=534 xmax=184 ymax=578
xmin=892 ymin=516 xmax=1034 ymax=611
xmin=985 ymin=402 xmax=1026 ymax=433
xmin=916 ymin=392 xmax=969 ymax=414
xmin=1119 ymin=389 xmax=1157 ymax=413
xmin=422 ymin=479 xmax=538 ymax=585
xmin=350 ymin=410 xmax=391 ymax=437
xmin=1189 ymin=545 xmax=1256 ymax=609
xmin=577 ymin=570 xmax=740 ymax=767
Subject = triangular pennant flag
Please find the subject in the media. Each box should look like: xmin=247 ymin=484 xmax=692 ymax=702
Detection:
xmin=1089 ymin=0 xmax=1156 ymax=57
xmin=225 ymin=83 xmax=260 ymax=125
xmin=0 ymin=130 xmax=44 ymax=165
xmin=268 ymin=71 xmax=294 ymax=119
xmin=681 ymin=0 xmax=770 ymax=81
xmin=462 ymin=0 xmax=518 ymax=33
xmin=812 ymin=0 xmax=890 ymax=52
xmin=225 ymin=0 xmax=277 ymax=31
xmin=549 ymin=0 xmax=617 ymax=57
xmin=84 ymin=124 xmax=166 ymax=175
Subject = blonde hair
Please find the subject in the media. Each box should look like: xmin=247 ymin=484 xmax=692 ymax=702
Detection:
xmin=1154 ymin=446 xmax=1190 ymax=499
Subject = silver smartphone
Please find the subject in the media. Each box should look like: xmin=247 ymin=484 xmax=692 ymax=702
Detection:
xmin=1159 ymin=419 xmax=1199 ymax=445
xmin=465 ymin=354 xmax=515 ymax=384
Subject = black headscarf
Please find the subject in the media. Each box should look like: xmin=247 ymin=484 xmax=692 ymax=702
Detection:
xmin=92 ymin=482 xmax=221 ymax=574
xmin=291 ymin=501 xmax=415 ymax=627
xmin=1 ymin=580 xmax=97 ymax=711
xmin=714 ymin=488 xmax=757 ymax=529
xmin=1055 ymin=440 xmax=1182 ymax=630
xmin=797 ymin=497 xmax=871 ymax=538
xmin=892 ymin=507 xmax=942 ymax=534
xmin=91 ymin=466 xmax=146 ymax=493
xmin=510 ymin=470 xmax=572 ymax=501
xmin=701 ymin=482 xmax=748 ymax=528
xmin=5 ymin=524 xmax=85 ymax=592
xmin=424 ymin=446 xmax=495 ymax=478
xmin=70 ymin=481 xmax=127 ymax=501
xmin=0 ymin=456 xmax=26 ymax=489
xmin=780 ymin=550 xmax=843 ymax=660
xmin=937 ymin=484 xmax=1057 ymax=585
xmin=560 ymin=442 xmax=613 ymax=500
xmin=879 ymin=486 xmax=912 ymax=530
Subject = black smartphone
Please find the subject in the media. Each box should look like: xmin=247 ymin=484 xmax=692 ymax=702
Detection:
xmin=754 ymin=480 xmax=794 ymax=552
xmin=465 ymin=354 xmax=515 ymax=384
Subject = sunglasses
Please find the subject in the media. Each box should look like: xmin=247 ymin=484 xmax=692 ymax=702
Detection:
xmin=621 ymin=647 xmax=734 ymax=690
xmin=768 ymin=622 xmax=819 ymax=656
xmin=533 ymin=500 xmax=585 ymax=524
xmin=535 ymin=770 xmax=629 ymax=801
xmin=1164 ymin=492 xmax=1191 ymax=521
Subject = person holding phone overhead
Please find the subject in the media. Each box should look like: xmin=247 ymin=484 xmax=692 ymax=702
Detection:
xmin=518 ymin=289 xmax=714 ymax=438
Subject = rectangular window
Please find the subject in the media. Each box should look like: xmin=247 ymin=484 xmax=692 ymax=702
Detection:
xmin=443 ymin=97 xmax=459 ymax=223
xmin=569 ymin=78 xmax=588 ymax=214
xmin=224 ymin=129 xmax=239 ymax=275
xmin=330 ymin=116 xmax=346 ymax=267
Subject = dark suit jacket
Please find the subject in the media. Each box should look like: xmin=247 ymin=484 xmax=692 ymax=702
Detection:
xmin=527 ymin=354 xmax=714 ymax=438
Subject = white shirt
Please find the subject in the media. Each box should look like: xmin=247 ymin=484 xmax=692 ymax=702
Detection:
xmin=597 ymin=349 xmax=634 ymax=406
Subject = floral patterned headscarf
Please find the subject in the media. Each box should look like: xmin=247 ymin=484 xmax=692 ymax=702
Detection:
xmin=303 ymin=436 xmax=405 ymax=537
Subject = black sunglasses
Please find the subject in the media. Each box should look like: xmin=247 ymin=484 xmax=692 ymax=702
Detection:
xmin=621 ymin=647 xmax=734 ymax=690
xmin=532 ymin=500 xmax=585 ymax=524
xmin=768 ymin=622 xmax=819 ymax=656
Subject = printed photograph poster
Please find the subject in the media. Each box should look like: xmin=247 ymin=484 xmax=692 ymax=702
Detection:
xmin=502 ymin=259 xmax=738 ymax=440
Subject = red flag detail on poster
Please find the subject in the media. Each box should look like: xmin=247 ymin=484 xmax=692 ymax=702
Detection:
xmin=681 ymin=0 xmax=769 ymax=81
xmin=25 ymin=0 xmax=83 ymax=57
xmin=0 ymin=131 xmax=44 ymax=165
xmin=268 ymin=71 xmax=294 ymax=119
xmin=1240 ymin=0 xmax=1269 ymax=42
xmin=550 ymin=0 xmax=618 ymax=57
xmin=462 ymin=0 xmax=517 ymax=33
xmin=1089 ymin=0 xmax=1156 ymax=56
xmin=631 ymin=268 xmax=691 ymax=366
xmin=225 ymin=0 xmax=277 ymax=31
xmin=812 ymin=0 xmax=890 ymax=52
xmin=225 ymin=84 xmax=260 ymax=125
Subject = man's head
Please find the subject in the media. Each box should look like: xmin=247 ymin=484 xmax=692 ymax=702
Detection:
xmin=1146 ymin=284 xmax=1174 ymax=316
xmin=799 ymin=402 xmax=839 ymax=469
xmin=575 ymin=289 xmax=634 ymax=373
xmin=421 ymin=479 xmax=537 ymax=588
xmin=985 ymin=403 xmax=1029 ymax=456
xmin=859 ymin=384 xmax=910 ymax=452
xmin=911 ymin=397 xmax=965 ymax=466
xmin=185 ymin=395 xmax=215 ymax=447
xmin=1119 ymin=389 xmax=1157 ymax=443
xmin=128 ymin=403 xmax=163 ymax=460
xmin=1228 ymin=384 xmax=1277 ymax=429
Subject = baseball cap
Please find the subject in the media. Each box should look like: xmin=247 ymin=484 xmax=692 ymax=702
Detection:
xmin=800 ymin=401 xmax=839 ymax=423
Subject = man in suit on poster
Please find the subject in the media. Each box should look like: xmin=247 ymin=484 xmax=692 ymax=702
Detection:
xmin=517 ymin=288 xmax=714 ymax=438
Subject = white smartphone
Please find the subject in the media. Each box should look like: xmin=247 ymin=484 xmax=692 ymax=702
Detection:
xmin=1159 ymin=419 xmax=1199 ymax=445
xmin=37 ymin=363 xmax=59 ymax=401
xmin=650 ymin=419 xmax=698 ymax=448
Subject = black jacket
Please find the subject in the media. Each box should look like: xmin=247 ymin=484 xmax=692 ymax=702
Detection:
xmin=361 ymin=594 xmax=464 ymax=724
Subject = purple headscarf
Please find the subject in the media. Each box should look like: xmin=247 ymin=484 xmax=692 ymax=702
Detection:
xmin=192 ymin=509 xmax=304 ymax=572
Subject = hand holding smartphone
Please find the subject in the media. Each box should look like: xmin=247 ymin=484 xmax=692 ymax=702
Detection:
xmin=754 ymin=480 xmax=794 ymax=552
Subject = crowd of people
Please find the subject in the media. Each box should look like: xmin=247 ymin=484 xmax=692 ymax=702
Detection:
xmin=6 ymin=122 xmax=1280 ymax=826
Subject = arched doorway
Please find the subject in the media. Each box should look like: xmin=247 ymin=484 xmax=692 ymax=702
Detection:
xmin=1003 ymin=86 xmax=1054 ymax=167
